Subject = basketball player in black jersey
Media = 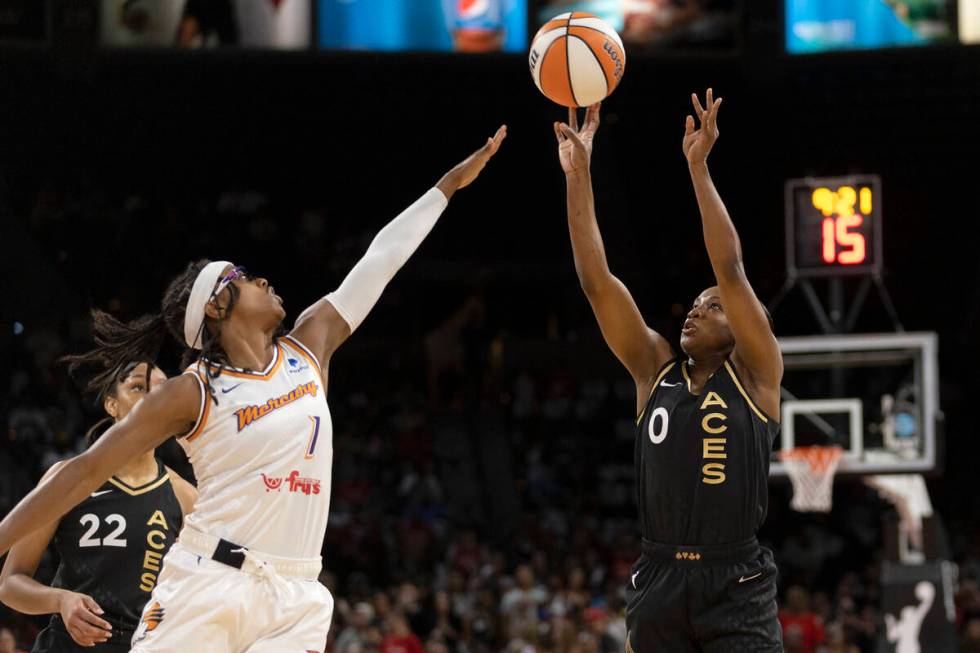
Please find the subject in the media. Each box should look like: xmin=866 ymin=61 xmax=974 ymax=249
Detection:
xmin=0 ymin=357 xmax=197 ymax=652
xmin=554 ymin=91 xmax=783 ymax=651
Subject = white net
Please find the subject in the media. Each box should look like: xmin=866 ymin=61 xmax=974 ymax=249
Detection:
xmin=781 ymin=446 xmax=844 ymax=512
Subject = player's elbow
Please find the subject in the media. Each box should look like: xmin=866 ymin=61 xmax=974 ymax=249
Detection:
xmin=713 ymin=259 xmax=746 ymax=285
xmin=576 ymin=266 xmax=613 ymax=297
xmin=0 ymin=575 xmax=22 ymax=608
xmin=578 ymin=276 xmax=601 ymax=297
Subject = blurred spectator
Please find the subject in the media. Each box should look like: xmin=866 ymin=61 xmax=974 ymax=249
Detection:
xmin=817 ymin=621 xmax=860 ymax=653
xmin=0 ymin=628 xmax=26 ymax=653
xmin=962 ymin=617 xmax=980 ymax=653
xmin=779 ymin=585 xmax=825 ymax=653
xmin=380 ymin=612 xmax=423 ymax=653
xmin=582 ymin=607 xmax=619 ymax=653
xmin=500 ymin=564 xmax=548 ymax=644
xmin=335 ymin=602 xmax=379 ymax=653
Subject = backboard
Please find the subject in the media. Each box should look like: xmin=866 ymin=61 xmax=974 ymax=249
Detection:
xmin=769 ymin=332 xmax=940 ymax=477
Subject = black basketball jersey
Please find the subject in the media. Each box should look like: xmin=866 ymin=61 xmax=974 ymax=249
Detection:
xmin=634 ymin=359 xmax=779 ymax=545
xmin=46 ymin=459 xmax=182 ymax=634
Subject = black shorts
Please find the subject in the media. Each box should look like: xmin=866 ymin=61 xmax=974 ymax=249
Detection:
xmin=32 ymin=626 xmax=133 ymax=653
xmin=625 ymin=537 xmax=782 ymax=652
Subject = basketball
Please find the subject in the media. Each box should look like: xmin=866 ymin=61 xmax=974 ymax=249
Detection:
xmin=529 ymin=13 xmax=626 ymax=108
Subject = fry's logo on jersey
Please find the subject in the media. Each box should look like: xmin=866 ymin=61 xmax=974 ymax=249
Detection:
xmin=234 ymin=381 xmax=318 ymax=431
xmin=134 ymin=601 xmax=165 ymax=642
xmin=261 ymin=470 xmax=321 ymax=495
xmin=261 ymin=474 xmax=285 ymax=491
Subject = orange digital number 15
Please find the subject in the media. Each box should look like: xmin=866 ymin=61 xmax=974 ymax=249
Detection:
xmin=811 ymin=186 xmax=871 ymax=265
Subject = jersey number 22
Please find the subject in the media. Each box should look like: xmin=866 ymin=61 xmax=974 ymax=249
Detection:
xmin=78 ymin=514 xmax=127 ymax=548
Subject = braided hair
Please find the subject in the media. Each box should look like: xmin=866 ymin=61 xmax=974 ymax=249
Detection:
xmin=63 ymin=259 xmax=243 ymax=421
xmin=62 ymin=356 xmax=156 ymax=446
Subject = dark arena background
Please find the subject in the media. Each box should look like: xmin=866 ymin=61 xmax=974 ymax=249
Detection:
xmin=2 ymin=1 xmax=980 ymax=652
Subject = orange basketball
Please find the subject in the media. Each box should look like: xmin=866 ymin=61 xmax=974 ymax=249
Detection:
xmin=529 ymin=13 xmax=626 ymax=108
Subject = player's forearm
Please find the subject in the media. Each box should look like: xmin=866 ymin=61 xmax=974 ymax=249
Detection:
xmin=688 ymin=162 xmax=744 ymax=280
xmin=436 ymin=168 xmax=464 ymax=201
xmin=325 ymin=188 xmax=448 ymax=332
xmin=0 ymin=455 xmax=104 ymax=557
xmin=0 ymin=574 xmax=70 ymax=615
xmin=565 ymin=170 xmax=613 ymax=293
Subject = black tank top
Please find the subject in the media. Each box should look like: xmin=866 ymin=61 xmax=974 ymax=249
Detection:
xmin=634 ymin=359 xmax=779 ymax=545
xmin=46 ymin=459 xmax=182 ymax=634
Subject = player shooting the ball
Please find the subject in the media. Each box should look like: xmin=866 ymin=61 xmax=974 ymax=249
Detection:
xmin=554 ymin=91 xmax=784 ymax=651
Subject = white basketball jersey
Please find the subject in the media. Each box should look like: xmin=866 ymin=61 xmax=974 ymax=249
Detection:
xmin=179 ymin=335 xmax=332 ymax=559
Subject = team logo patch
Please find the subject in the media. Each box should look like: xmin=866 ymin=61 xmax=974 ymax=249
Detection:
xmin=260 ymin=470 xmax=321 ymax=495
xmin=287 ymin=356 xmax=310 ymax=374
xmin=134 ymin=601 xmax=165 ymax=642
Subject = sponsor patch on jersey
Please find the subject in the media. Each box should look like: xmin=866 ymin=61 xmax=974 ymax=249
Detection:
xmin=234 ymin=381 xmax=318 ymax=431
xmin=134 ymin=601 xmax=165 ymax=642
xmin=286 ymin=356 xmax=310 ymax=375
xmin=260 ymin=470 xmax=321 ymax=495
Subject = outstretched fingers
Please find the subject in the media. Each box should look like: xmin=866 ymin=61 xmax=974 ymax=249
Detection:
xmin=558 ymin=122 xmax=585 ymax=148
xmin=685 ymin=114 xmax=696 ymax=137
xmin=691 ymin=92 xmax=705 ymax=121
xmin=554 ymin=121 xmax=566 ymax=143
xmin=693 ymin=88 xmax=722 ymax=132
xmin=484 ymin=125 xmax=507 ymax=156
xmin=705 ymin=96 xmax=722 ymax=133
xmin=568 ymin=107 xmax=579 ymax=132
xmin=583 ymin=102 xmax=601 ymax=135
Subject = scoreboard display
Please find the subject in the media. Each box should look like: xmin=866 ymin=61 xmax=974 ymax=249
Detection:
xmin=785 ymin=175 xmax=882 ymax=277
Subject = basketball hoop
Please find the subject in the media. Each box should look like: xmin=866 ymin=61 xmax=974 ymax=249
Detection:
xmin=780 ymin=446 xmax=844 ymax=512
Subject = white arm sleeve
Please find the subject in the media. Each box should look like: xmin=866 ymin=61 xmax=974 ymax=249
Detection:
xmin=325 ymin=187 xmax=448 ymax=332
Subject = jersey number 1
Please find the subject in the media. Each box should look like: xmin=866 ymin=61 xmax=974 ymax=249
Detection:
xmin=79 ymin=514 xmax=127 ymax=548
xmin=305 ymin=416 xmax=321 ymax=459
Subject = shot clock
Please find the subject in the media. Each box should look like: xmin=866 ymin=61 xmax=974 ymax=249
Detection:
xmin=785 ymin=175 xmax=882 ymax=277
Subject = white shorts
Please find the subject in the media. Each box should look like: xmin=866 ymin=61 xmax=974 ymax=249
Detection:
xmin=130 ymin=543 xmax=334 ymax=653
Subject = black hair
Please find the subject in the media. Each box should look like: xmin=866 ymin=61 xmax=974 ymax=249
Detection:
xmin=75 ymin=359 xmax=155 ymax=447
xmin=63 ymin=259 xmax=241 ymax=440
xmin=62 ymin=308 xmax=165 ymax=447
xmin=158 ymin=259 xmax=242 ymax=397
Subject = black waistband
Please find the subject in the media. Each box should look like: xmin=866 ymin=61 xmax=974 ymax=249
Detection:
xmin=641 ymin=537 xmax=759 ymax=564
xmin=211 ymin=537 xmax=248 ymax=570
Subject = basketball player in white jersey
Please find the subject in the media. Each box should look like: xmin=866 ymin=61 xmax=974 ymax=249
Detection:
xmin=0 ymin=124 xmax=506 ymax=652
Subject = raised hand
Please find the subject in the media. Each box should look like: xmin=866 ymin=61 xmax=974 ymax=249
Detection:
xmin=438 ymin=125 xmax=508 ymax=198
xmin=683 ymin=88 xmax=722 ymax=166
xmin=58 ymin=591 xmax=112 ymax=646
xmin=555 ymin=103 xmax=601 ymax=174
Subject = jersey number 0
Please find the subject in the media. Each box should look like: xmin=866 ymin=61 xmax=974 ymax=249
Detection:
xmin=648 ymin=408 xmax=669 ymax=444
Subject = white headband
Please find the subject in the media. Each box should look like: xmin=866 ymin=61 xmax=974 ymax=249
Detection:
xmin=183 ymin=260 xmax=233 ymax=349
